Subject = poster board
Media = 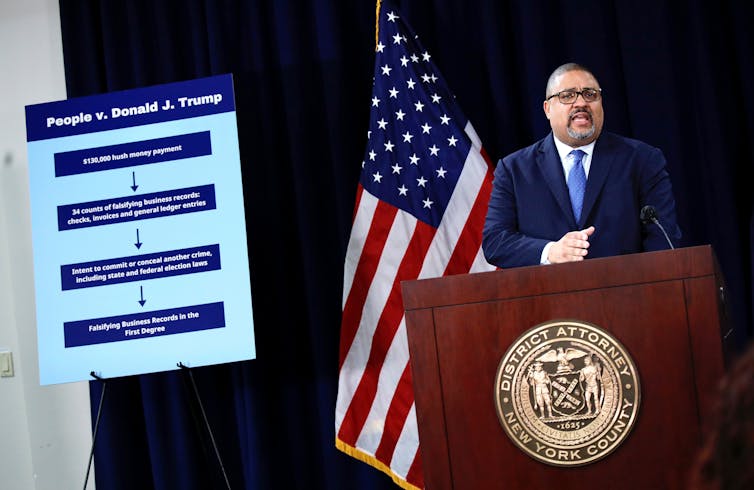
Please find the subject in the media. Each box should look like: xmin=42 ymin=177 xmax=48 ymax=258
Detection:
xmin=25 ymin=74 xmax=255 ymax=384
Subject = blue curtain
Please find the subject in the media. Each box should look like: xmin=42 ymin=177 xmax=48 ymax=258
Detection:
xmin=58 ymin=1 xmax=754 ymax=488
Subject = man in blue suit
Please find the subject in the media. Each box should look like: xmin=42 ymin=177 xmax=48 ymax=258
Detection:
xmin=483 ymin=63 xmax=681 ymax=268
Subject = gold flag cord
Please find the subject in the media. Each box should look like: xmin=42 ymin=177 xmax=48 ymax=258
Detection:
xmin=375 ymin=0 xmax=382 ymax=48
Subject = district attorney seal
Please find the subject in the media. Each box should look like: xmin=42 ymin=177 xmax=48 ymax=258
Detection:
xmin=494 ymin=320 xmax=640 ymax=466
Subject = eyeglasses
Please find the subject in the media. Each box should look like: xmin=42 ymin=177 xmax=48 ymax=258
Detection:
xmin=545 ymin=88 xmax=602 ymax=104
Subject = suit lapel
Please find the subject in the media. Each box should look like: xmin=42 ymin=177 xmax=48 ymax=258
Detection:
xmin=537 ymin=134 xmax=577 ymax=228
xmin=580 ymin=134 xmax=615 ymax=227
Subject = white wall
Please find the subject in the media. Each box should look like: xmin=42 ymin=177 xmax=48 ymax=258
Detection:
xmin=0 ymin=1 xmax=94 ymax=489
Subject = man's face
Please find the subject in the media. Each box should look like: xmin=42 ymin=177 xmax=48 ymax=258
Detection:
xmin=543 ymin=70 xmax=604 ymax=147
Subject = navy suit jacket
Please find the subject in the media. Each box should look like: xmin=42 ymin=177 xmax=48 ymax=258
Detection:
xmin=482 ymin=132 xmax=681 ymax=268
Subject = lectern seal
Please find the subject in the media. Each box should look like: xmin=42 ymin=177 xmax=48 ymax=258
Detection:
xmin=494 ymin=320 xmax=640 ymax=466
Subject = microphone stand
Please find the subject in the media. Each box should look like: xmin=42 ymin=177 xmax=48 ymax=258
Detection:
xmin=640 ymin=205 xmax=675 ymax=250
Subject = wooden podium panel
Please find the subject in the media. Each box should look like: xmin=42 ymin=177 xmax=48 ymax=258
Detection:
xmin=402 ymin=246 xmax=727 ymax=490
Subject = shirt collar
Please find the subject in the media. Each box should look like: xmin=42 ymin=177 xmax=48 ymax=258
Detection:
xmin=552 ymin=134 xmax=596 ymax=161
xmin=553 ymin=135 xmax=596 ymax=177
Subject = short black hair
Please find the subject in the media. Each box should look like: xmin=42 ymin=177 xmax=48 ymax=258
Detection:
xmin=545 ymin=63 xmax=598 ymax=99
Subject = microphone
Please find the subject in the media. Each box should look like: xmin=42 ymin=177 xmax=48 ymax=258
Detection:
xmin=640 ymin=205 xmax=675 ymax=250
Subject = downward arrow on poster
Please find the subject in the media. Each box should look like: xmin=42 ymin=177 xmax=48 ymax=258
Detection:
xmin=131 ymin=171 xmax=138 ymax=192
xmin=138 ymin=286 xmax=146 ymax=307
xmin=135 ymin=228 xmax=142 ymax=249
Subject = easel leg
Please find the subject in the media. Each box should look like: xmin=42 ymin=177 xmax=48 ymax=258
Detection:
xmin=83 ymin=371 xmax=107 ymax=490
xmin=178 ymin=362 xmax=232 ymax=489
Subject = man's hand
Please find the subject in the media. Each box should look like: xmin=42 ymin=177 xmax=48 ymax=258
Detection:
xmin=547 ymin=226 xmax=595 ymax=263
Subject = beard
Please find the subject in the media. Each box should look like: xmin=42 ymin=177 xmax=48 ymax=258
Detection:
xmin=567 ymin=109 xmax=595 ymax=141
xmin=567 ymin=124 xmax=595 ymax=141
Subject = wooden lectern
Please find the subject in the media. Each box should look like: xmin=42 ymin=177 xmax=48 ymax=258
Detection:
xmin=402 ymin=246 xmax=729 ymax=490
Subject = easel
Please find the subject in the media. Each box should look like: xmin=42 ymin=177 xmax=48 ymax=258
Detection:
xmin=83 ymin=364 xmax=231 ymax=489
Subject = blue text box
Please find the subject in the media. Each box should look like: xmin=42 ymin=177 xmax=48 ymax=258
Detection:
xmin=54 ymin=131 xmax=212 ymax=177
xmin=61 ymin=244 xmax=221 ymax=290
xmin=57 ymin=184 xmax=216 ymax=231
xmin=64 ymin=302 xmax=225 ymax=347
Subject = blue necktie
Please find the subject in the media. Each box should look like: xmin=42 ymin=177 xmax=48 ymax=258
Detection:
xmin=567 ymin=149 xmax=587 ymax=222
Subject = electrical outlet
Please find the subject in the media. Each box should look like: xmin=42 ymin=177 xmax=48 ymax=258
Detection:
xmin=0 ymin=351 xmax=14 ymax=377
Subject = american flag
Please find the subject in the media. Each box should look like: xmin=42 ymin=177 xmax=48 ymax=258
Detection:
xmin=335 ymin=2 xmax=495 ymax=488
